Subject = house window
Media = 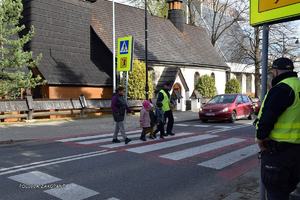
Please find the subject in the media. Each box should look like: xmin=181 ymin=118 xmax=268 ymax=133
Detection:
xmin=226 ymin=71 xmax=230 ymax=82
xmin=194 ymin=72 xmax=200 ymax=87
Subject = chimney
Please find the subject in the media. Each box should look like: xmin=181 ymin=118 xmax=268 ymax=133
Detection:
xmin=167 ymin=0 xmax=184 ymax=32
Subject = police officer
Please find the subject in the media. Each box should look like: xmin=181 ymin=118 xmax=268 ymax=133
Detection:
xmin=157 ymin=81 xmax=175 ymax=136
xmin=256 ymin=57 xmax=300 ymax=200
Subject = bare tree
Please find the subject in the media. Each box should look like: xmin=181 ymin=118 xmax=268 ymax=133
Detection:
xmin=228 ymin=20 xmax=299 ymax=97
xmin=227 ymin=23 xmax=261 ymax=97
xmin=127 ymin=0 xmax=168 ymax=18
xmin=268 ymin=23 xmax=299 ymax=61
xmin=184 ymin=0 xmax=248 ymax=46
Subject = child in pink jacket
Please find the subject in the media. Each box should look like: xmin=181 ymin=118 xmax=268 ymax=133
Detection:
xmin=140 ymin=100 xmax=152 ymax=141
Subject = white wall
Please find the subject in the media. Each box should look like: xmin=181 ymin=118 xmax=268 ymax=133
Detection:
xmin=180 ymin=68 xmax=226 ymax=95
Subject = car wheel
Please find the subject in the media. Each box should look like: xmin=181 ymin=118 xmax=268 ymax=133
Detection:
xmin=230 ymin=111 xmax=236 ymax=123
xmin=248 ymin=112 xmax=254 ymax=120
xmin=201 ymin=119 xmax=208 ymax=123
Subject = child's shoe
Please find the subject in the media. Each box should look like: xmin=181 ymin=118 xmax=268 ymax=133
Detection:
xmin=112 ymin=139 xmax=121 ymax=143
xmin=149 ymin=135 xmax=155 ymax=139
xmin=125 ymin=138 xmax=131 ymax=144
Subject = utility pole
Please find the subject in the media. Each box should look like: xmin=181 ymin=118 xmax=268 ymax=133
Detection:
xmin=113 ymin=0 xmax=116 ymax=93
xmin=145 ymin=0 xmax=149 ymax=100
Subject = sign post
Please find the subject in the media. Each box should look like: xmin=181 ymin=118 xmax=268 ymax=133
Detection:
xmin=117 ymin=36 xmax=134 ymax=101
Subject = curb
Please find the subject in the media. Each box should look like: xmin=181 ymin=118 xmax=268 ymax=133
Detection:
xmin=0 ymin=117 xmax=200 ymax=145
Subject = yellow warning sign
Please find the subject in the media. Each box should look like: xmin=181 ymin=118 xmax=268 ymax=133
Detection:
xmin=259 ymin=0 xmax=300 ymax=12
xmin=250 ymin=0 xmax=300 ymax=26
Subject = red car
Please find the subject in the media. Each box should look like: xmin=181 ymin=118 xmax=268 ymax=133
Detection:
xmin=199 ymin=94 xmax=255 ymax=123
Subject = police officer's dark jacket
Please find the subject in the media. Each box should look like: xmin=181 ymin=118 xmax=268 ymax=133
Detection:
xmin=256 ymin=71 xmax=298 ymax=140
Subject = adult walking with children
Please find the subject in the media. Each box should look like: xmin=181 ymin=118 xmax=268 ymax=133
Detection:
xmin=157 ymin=81 xmax=175 ymax=136
xmin=111 ymin=86 xmax=133 ymax=144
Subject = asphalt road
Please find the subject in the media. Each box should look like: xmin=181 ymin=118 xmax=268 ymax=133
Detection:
xmin=0 ymin=120 xmax=260 ymax=200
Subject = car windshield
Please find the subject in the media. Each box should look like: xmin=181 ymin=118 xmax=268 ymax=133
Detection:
xmin=208 ymin=95 xmax=237 ymax=104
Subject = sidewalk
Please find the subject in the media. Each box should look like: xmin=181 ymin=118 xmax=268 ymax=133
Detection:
xmin=0 ymin=111 xmax=199 ymax=143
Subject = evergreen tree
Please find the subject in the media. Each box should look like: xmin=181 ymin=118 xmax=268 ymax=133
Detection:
xmin=196 ymin=74 xmax=216 ymax=98
xmin=225 ymin=78 xmax=241 ymax=94
xmin=121 ymin=59 xmax=154 ymax=100
xmin=0 ymin=0 xmax=43 ymax=99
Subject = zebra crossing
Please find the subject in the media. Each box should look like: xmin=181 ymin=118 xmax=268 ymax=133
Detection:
xmin=8 ymin=170 xmax=119 ymax=200
xmin=55 ymin=123 xmax=258 ymax=171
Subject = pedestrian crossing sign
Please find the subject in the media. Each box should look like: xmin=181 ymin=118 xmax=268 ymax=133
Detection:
xmin=120 ymin=41 xmax=129 ymax=54
xmin=117 ymin=36 xmax=133 ymax=72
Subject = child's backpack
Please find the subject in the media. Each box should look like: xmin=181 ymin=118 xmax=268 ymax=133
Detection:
xmin=149 ymin=110 xmax=157 ymax=126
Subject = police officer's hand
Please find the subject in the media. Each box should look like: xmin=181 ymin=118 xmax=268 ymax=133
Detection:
xmin=256 ymin=139 xmax=267 ymax=151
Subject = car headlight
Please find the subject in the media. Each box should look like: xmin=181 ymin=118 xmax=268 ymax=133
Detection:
xmin=221 ymin=107 xmax=229 ymax=112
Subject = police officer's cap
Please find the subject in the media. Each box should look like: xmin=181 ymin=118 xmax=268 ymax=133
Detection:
xmin=272 ymin=57 xmax=294 ymax=70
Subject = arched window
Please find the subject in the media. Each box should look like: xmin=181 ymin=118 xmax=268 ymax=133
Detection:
xmin=194 ymin=72 xmax=200 ymax=87
xmin=246 ymin=74 xmax=252 ymax=93
xmin=211 ymin=72 xmax=215 ymax=82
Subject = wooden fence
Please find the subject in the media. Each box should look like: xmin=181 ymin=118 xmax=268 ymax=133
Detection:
xmin=0 ymin=96 xmax=142 ymax=121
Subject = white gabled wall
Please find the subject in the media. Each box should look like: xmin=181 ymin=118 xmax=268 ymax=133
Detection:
xmin=152 ymin=65 xmax=227 ymax=111
xmin=180 ymin=67 xmax=226 ymax=95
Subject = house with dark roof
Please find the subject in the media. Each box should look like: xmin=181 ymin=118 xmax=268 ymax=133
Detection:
xmin=22 ymin=0 xmax=229 ymax=111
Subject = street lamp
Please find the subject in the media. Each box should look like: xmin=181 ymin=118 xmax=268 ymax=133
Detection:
xmin=145 ymin=0 xmax=149 ymax=100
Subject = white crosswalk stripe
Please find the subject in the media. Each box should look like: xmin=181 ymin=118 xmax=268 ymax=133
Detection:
xmin=8 ymin=171 xmax=121 ymax=200
xmin=127 ymin=134 xmax=218 ymax=154
xmin=77 ymin=133 xmax=141 ymax=145
xmin=193 ymin=125 xmax=210 ymax=128
xmin=198 ymin=144 xmax=259 ymax=169
xmin=100 ymin=132 xmax=195 ymax=148
xmin=214 ymin=126 xmax=231 ymax=129
xmin=56 ymin=130 xmax=141 ymax=142
xmin=160 ymin=138 xmax=245 ymax=160
xmin=175 ymin=124 xmax=190 ymax=127
xmin=45 ymin=183 xmax=99 ymax=200
xmin=8 ymin=171 xmax=61 ymax=185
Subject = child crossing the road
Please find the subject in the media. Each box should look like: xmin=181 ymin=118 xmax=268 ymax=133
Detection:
xmin=139 ymin=100 xmax=152 ymax=141
xmin=153 ymin=102 xmax=165 ymax=139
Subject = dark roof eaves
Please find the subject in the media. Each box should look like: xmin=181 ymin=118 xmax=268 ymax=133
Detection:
xmin=146 ymin=60 xmax=229 ymax=70
xmin=48 ymin=82 xmax=112 ymax=87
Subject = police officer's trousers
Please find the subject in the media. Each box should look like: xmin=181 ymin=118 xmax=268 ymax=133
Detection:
xmin=260 ymin=144 xmax=300 ymax=200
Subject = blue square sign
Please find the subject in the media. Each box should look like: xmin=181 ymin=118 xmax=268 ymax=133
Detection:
xmin=120 ymin=40 xmax=129 ymax=55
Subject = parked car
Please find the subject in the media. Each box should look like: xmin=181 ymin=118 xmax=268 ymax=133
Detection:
xmin=199 ymin=94 xmax=255 ymax=123
xmin=250 ymin=97 xmax=261 ymax=115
